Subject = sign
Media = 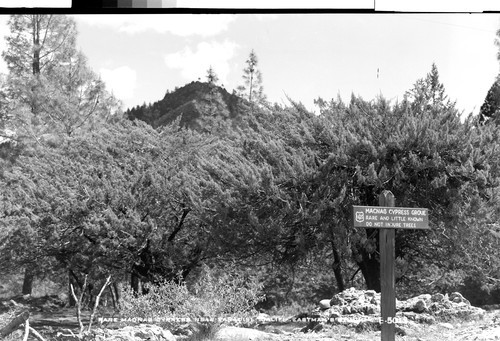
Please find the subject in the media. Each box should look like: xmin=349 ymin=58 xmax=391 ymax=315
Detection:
xmin=352 ymin=205 xmax=429 ymax=230
xmin=353 ymin=192 xmax=430 ymax=341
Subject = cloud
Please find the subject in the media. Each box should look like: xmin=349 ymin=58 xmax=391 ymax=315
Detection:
xmin=164 ymin=40 xmax=239 ymax=85
xmin=99 ymin=66 xmax=137 ymax=101
xmin=74 ymin=15 xmax=236 ymax=37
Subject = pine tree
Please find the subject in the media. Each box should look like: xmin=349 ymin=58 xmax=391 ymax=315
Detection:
xmin=2 ymin=15 xmax=119 ymax=139
xmin=479 ymin=75 xmax=500 ymax=125
xmin=237 ymin=49 xmax=266 ymax=106
xmin=206 ymin=65 xmax=219 ymax=85
xmin=2 ymin=15 xmax=77 ymax=77
xmin=41 ymin=51 xmax=120 ymax=136
xmin=404 ymin=63 xmax=454 ymax=114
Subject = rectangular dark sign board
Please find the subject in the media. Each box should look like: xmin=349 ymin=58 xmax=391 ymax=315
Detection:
xmin=352 ymin=205 xmax=429 ymax=229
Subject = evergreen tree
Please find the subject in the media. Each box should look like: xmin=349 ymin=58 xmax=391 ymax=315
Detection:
xmin=404 ymin=63 xmax=454 ymax=114
xmin=237 ymin=49 xmax=266 ymax=106
xmin=314 ymin=65 xmax=500 ymax=294
xmin=206 ymin=65 xmax=219 ymax=85
xmin=3 ymin=15 xmax=77 ymax=77
xmin=40 ymin=51 xmax=120 ymax=136
xmin=479 ymin=75 xmax=500 ymax=125
xmin=2 ymin=15 xmax=119 ymax=140
xmin=1 ymin=14 xmax=119 ymax=295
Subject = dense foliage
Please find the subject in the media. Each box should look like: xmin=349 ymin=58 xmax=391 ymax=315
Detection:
xmin=479 ymin=75 xmax=500 ymax=125
xmin=1 ymin=15 xmax=500 ymax=309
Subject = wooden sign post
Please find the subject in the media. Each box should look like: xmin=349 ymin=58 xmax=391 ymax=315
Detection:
xmin=352 ymin=190 xmax=430 ymax=341
xmin=379 ymin=190 xmax=396 ymax=340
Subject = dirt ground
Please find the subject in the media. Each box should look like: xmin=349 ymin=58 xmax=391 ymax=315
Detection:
xmin=26 ymin=309 xmax=500 ymax=341
xmin=1 ymin=296 xmax=500 ymax=341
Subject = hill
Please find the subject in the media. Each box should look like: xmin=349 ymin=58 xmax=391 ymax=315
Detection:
xmin=124 ymin=81 xmax=249 ymax=130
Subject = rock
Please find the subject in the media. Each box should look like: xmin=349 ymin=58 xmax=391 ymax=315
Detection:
xmin=413 ymin=299 xmax=427 ymax=313
xmin=329 ymin=288 xmax=382 ymax=317
xmin=319 ymin=299 xmax=331 ymax=309
xmin=364 ymin=290 xmax=377 ymax=297
xmin=342 ymin=305 xmax=352 ymax=314
xmin=342 ymin=287 xmax=363 ymax=303
xmin=330 ymin=296 xmax=346 ymax=306
xmin=325 ymin=288 xmax=482 ymax=325
xmin=449 ymin=292 xmax=465 ymax=303
xmin=363 ymin=304 xmax=378 ymax=315
xmin=415 ymin=294 xmax=431 ymax=302
xmin=431 ymin=293 xmax=445 ymax=302
xmin=419 ymin=314 xmax=436 ymax=324
xmin=395 ymin=325 xmax=407 ymax=336
xmin=329 ymin=310 xmax=342 ymax=319
xmin=439 ymin=322 xmax=454 ymax=329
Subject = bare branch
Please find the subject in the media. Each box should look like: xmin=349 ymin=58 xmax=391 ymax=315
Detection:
xmin=28 ymin=327 xmax=47 ymax=341
xmin=22 ymin=319 xmax=29 ymax=341
xmin=88 ymin=275 xmax=112 ymax=332
xmin=70 ymin=278 xmax=85 ymax=336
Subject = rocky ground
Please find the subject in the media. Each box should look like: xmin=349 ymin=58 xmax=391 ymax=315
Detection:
xmin=0 ymin=288 xmax=499 ymax=340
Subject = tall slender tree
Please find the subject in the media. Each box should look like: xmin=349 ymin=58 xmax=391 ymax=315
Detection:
xmin=3 ymin=15 xmax=77 ymax=77
xmin=237 ymin=49 xmax=266 ymax=106
xmin=2 ymin=14 xmax=119 ymax=139
xmin=206 ymin=65 xmax=219 ymax=85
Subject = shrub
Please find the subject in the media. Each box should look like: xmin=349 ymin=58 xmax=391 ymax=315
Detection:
xmin=120 ymin=264 xmax=265 ymax=320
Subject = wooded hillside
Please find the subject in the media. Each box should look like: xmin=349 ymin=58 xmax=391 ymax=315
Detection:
xmin=1 ymin=15 xmax=500 ymax=309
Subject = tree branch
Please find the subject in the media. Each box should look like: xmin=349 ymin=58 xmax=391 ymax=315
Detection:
xmin=0 ymin=310 xmax=29 ymax=338
xmin=28 ymin=326 xmax=47 ymax=341
xmin=88 ymin=275 xmax=111 ymax=332
xmin=167 ymin=208 xmax=191 ymax=242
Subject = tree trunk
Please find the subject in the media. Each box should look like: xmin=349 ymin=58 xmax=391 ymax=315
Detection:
xmin=358 ymin=254 xmax=381 ymax=292
xmin=85 ymin=283 xmax=94 ymax=309
xmin=113 ymin=282 xmax=120 ymax=308
xmin=332 ymin=247 xmax=345 ymax=292
xmin=108 ymin=284 xmax=116 ymax=309
xmin=32 ymin=15 xmax=41 ymax=75
xmin=22 ymin=267 xmax=35 ymax=295
xmin=328 ymin=223 xmax=345 ymax=292
xmin=130 ymin=272 xmax=139 ymax=294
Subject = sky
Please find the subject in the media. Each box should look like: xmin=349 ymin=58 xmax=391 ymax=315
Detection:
xmin=0 ymin=14 xmax=499 ymax=117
